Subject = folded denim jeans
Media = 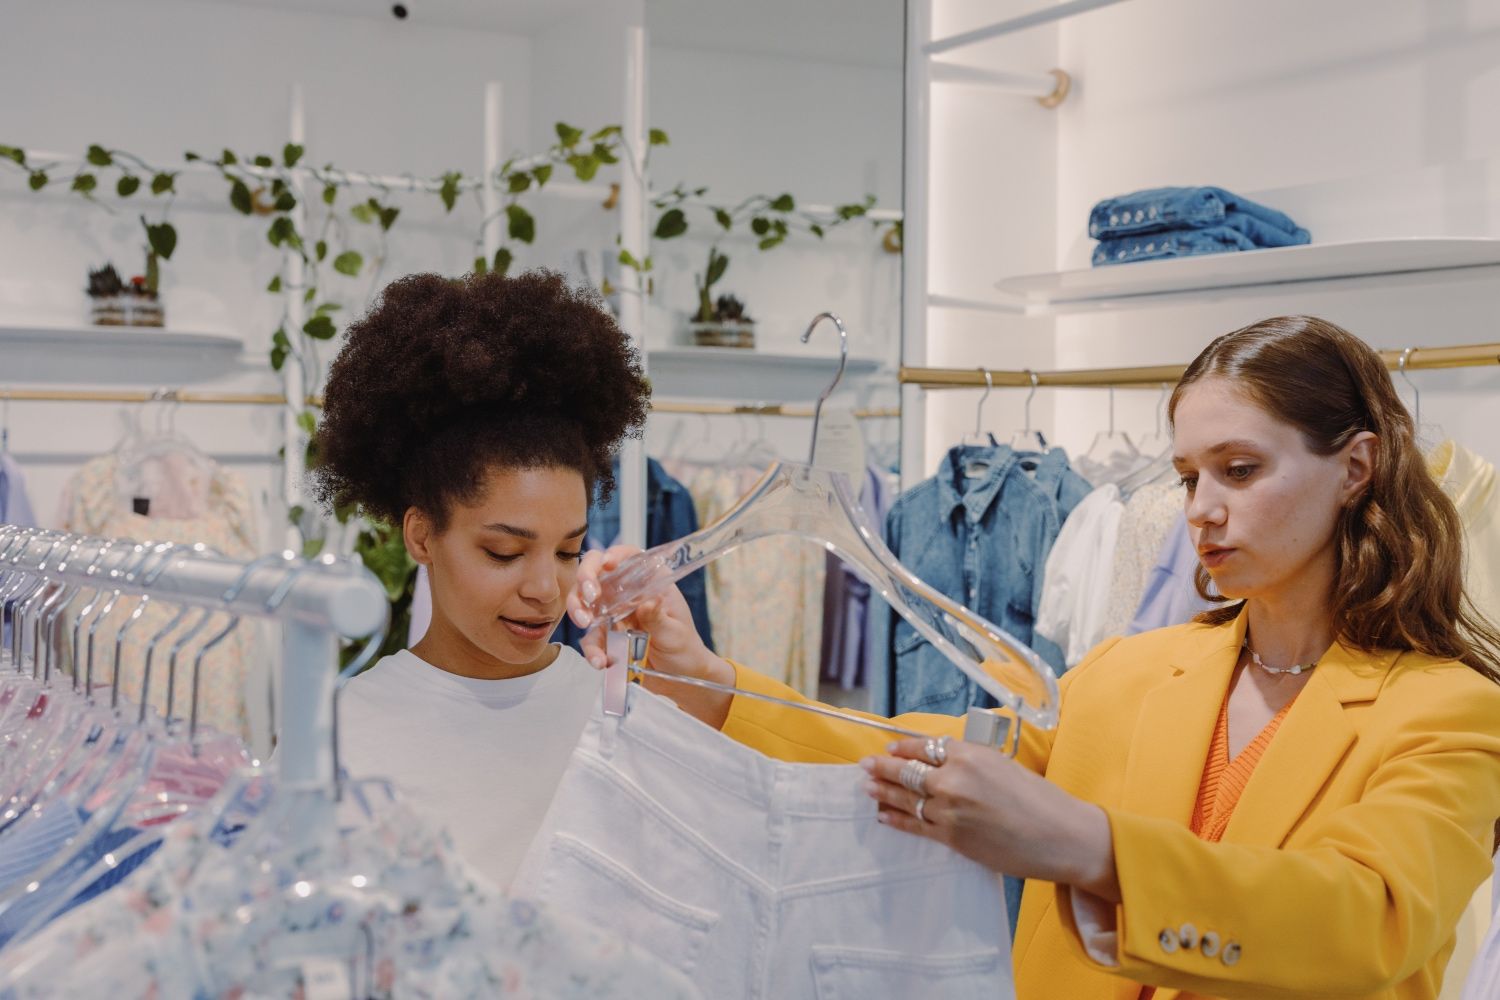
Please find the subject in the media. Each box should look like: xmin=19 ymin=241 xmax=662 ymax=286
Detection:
xmin=1092 ymin=225 xmax=1257 ymax=266
xmin=1089 ymin=186 xmax=1306 ymax=240
xmin=1216 ymin=209 xmax=1311 ymax=247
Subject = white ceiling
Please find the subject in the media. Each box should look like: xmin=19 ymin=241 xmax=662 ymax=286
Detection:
xmin=182 ymin=0 xmax=903 ymax=68
xmin=183 ymin=0 xmax=600 ymax=35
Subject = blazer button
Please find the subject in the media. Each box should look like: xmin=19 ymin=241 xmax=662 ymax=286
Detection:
xmin=1222 ymin=940 xmax=1242 ymax=966
xmin=1200 ymin=931 xmax=1221 ymax=959
xmin=1178 ymin=923 xmax=1199 ymax=951
xmin=1158 ymin=928 xmax=1179 ymax=954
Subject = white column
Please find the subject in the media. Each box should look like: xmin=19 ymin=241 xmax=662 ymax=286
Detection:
xmin=481 ymin=82 xmax=503 ymax=262
xmin=283 ymin=84 xmax=308 ymax=547
xmin=617 ymin=26 xmax=649 ymax=548
xmin=900 ymin=0 xmax=932 ymax=491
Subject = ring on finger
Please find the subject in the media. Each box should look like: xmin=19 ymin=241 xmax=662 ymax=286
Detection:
xmin=915 ymin=796 xmax=928 ymax=823
xmin=924 ymin=736 xmax=950 ymax=767
xmin=899 ymin=759 xmax=934 ymax=796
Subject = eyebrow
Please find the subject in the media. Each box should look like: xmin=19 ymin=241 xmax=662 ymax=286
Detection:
xmin=1172 ymin=439 xmax=1263 ymax=466
xmin=482 ymin=523 xmax=589 ymax=541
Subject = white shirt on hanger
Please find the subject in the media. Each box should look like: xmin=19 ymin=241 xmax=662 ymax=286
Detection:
xmin=1035 ymin=484 xmax=1126 ymax=666
xmin=339 ymin=646 xmax=601 ymax=889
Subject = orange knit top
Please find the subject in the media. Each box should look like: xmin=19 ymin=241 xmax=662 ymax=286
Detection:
xmin=1190 ymin=692 xmax=1298 ymax=843
xmin=1138 ymin=691 xmax=1298 ymax=1000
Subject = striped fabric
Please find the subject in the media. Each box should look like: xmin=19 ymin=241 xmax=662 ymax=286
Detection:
xmin=1191 ymin=693 xmax=1299 ymax=844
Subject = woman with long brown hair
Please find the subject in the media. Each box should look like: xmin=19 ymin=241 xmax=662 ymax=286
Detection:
xmin=570 ymin=315 xmax=1500 ymax=998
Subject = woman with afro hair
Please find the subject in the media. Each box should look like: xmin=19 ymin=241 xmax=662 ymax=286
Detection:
xmin=310 ymin=269 xmax=650 ymax=889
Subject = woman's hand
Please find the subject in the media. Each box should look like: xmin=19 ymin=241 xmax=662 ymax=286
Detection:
xmin=568 ymin=545 xmax=736 ymax=728
xmin=861 ymin=738 xmax=1121 ymax=902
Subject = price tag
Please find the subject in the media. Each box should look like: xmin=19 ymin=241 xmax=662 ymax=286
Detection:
xmin=301 ymin=958 xmax=352 ymax=1000
xmin=811 ymin=404 xmax=866 ymax=489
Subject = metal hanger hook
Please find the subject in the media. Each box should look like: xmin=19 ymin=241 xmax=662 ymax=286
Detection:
xmin=1023 ymin=369 xmax=1039 ymax=434
xmin=1397 ymin=346 xmax=1421 ymax=429
xmin=802 ymin=312 xmax=848 ymax=465
xmin=974 ymin=369 xmax=993 ymax=437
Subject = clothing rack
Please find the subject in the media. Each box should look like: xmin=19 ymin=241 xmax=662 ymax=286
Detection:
xmin=0 ymin=389 xmax=902 ymax=419
xmin=899 ymin=341 xmax=1500 ymax=389
xmin=0 ymin=526 xmax=387 ymax=787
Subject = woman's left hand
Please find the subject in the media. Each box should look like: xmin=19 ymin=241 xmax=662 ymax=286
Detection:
xmin=862 ymin=738 xmax=1122 ymax=902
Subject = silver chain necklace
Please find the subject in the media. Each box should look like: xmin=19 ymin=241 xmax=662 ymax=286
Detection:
xmin=1243 ymin=636 xmax=1317 ymax=676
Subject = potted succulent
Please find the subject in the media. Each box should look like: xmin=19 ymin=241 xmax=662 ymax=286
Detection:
xmin=686 ymin=246 xmax=755 ymax=348
xmin=125 ymin=274 xmax=164 ymax=327
xmin=86 ymin=264 xmax=128 ymax=325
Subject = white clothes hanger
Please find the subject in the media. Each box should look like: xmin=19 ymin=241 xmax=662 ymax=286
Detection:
xmin=585 ymin=313 xmax=1062 ymax=745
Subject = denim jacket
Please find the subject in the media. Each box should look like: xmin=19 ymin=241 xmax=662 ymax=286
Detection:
xmin=869 ymin=445 xmax=1092 ymax=718
xmin=1088 ymin=186 xmax=1306 ymax=241
xmin=553 ymin=457 xmax=715 ymax=653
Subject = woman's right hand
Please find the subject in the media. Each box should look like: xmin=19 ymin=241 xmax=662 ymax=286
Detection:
xmin=568 ymin=545 xmax=736 ymax=728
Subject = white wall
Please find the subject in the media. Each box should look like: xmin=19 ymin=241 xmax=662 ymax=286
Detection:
xmin=639 ymin=25 xmax=906 ymax=470
xmin=0 ymin=0 xmax=533 ymax=544
xmin=922 ymin=0 xmax=1500 ymax=475
xmin=0 ymin=0 xmax=908 ymax=549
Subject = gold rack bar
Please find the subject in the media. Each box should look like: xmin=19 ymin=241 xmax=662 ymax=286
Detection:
xmin=649 ymin=401 xmax=901 ymax=418
xmin=900 ymin=342 xmax=1500 ymax=389
xmin=0 ymin=388 xmax=297 ymax=405
xmin=0 ymin=389 xmax=901 ymax=419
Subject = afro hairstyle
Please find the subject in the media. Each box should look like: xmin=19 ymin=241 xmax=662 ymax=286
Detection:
xmin=310 ymin=269 xmax=650 ymax=529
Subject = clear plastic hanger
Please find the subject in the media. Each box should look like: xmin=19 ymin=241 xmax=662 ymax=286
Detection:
xmin=1133 ymin=382 xmax=1172 ymax=458
xmin=1008 ymin=370 xmax=1048 ymax=453
xmin=585 ymin=313 xmax=1062 ymax=739
xmin=114 ymin=390 xmax=214 ymax=517
xmin=1078 ymin=386 xmax=1143 ymax=486
xmin=1 ymin=550 xmax=257 ymax=941
xmin=0 ymin=543 xmax=187 ymax=835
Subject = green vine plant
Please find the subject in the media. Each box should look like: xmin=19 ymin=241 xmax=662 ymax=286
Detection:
xmin=0 ymin=128 xmax=893 ymax=660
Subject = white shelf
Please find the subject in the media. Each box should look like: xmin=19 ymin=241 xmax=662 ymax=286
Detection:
xmin=0 ymin=323 xmax=243 ymax=383
xmin=995 ymin=238 xmax=1500 ymax=313
xmin=647 ymin=348 xmax=882 ymax=403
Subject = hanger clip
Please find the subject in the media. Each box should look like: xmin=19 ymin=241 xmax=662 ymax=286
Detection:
xmin=963 ymin=707 xmax=1021 ymax=757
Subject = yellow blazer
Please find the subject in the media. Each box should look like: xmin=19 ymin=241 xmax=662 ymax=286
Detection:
xmin=718 ymin=610 xmax=1500 ymax=999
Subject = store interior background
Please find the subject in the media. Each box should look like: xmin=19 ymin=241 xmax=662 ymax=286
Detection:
xmin=3 ymin=0 xmax=1500 ymax=547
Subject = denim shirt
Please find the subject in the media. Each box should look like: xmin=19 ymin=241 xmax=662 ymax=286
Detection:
xmin=553 ymin=457 xmax=715 ymax=654
xmin=870 ymin=445 xmax=1092 ymax=718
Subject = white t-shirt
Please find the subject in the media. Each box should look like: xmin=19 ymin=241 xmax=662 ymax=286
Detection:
xmin=340 ymin=646 xmax=601 ymax=889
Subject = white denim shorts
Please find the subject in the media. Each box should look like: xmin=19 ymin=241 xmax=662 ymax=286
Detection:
xmin=512 ymin=686 xmax=1014 ymax=1000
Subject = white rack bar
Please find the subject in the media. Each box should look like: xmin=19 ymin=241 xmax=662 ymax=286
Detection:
xmin=282 ymin=86 xmax=308 ymax=549
xmin=901 ymin=0 xmax=933 ymax=493
xmin=654 ymin=192 xmax=903 ymax=224
xmin=617 ymin=25 xmax=650 ymax=550
xmin=17 ymin=150 xmax=613 ymax=201
xmin=930 ymin=62 xmax=1057 ymax=97
xmin=482 ymin=82 xmax=504 ymax=261
xmin=925 ymin=0 xmax=1135 ymax=54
